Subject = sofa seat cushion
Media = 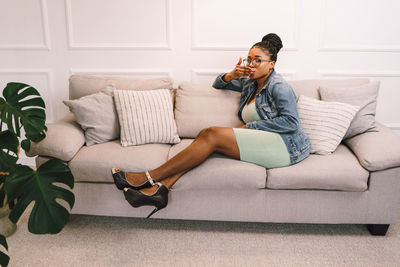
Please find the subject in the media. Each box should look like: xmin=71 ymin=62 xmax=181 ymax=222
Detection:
xmin=69 ymin=140 xmax=171 ymax=183
xmin=167 ymin=139 xmax=267 ymax=190
xmin=266 ymin=144 xmax=369 ymax=191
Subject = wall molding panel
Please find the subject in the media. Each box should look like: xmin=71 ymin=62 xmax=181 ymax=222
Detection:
xmin=191 ymin=0 xmax=300 ymax=51
xmin=191 ymin=69 xmax=227 ymax=84
xmin=385 ymin=123 xmax=400 ymax=132
xmin=70 ymin=68 xmax=173 ymax=78
xmin=191 ymin=69 xmax=296 ymax=84
xmin=319 ymin=45 xmax=400 ymax=53
xmin=319 ymin=71 xmax=400 ymax=78
xmin=318 ymin=0 xmax=400 ymax=52
xmin=0 ymin=0 xmax=51 ymax=50
xmin=65 ymin=0 xmax=172 ymax=50
xmin=0 ymin=68 xmax=54 ymax=121
xmin=1 ymin=0 xmax=399 ymax=136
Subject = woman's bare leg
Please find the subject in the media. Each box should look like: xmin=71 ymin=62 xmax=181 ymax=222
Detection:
xmin=124 ymin=127 xmax=240 ymax=190
xmin=140 ymin=170 xmax=187 ymax=195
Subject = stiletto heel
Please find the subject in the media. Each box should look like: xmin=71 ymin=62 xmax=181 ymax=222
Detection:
xmin=123 ymin=182 xmax=169 ymax=218
xmin=111 ymin=168 xmax=155 ymax=190
xmin=147 ymin=207 xmax=160 ymax=219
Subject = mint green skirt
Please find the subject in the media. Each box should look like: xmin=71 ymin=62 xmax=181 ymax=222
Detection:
xmin=233 ymin=128 xmax=291 ymax=169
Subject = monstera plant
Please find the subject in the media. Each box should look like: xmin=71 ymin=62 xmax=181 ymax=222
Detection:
xmin=0 ymin=82 xmax=75 ymax=266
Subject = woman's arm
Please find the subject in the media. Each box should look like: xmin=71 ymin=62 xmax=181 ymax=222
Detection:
xmin=212 ymin=74 xmax=243 ymax=92
xmin=212 ymin=58 xmax=252 ymax=92
xmin=246 ymin=83 xmax=300 ymax=133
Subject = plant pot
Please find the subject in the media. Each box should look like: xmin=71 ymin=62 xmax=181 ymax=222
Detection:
xmin=0 ymin=204 xmax=16 ymax=237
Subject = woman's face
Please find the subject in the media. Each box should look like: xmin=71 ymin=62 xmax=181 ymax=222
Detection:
xmin=246 ymin=47 xmax=275 ymax=80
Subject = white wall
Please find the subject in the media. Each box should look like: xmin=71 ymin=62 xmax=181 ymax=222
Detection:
xmin=1 ymin=0 xmax=400 ymax=164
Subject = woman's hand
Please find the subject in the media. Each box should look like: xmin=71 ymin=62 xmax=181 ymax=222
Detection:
xmin=223 ymin=58 xmax=252 ymax=82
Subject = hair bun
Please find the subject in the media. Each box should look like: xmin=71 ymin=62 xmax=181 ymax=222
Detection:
xmin=261 ymin=33 xmax=283 ymax=53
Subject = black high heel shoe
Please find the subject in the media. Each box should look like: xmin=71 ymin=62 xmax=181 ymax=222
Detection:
xmin=111 ymin=168 xmax=155 ymax=190
xmin=123 ymin=183 xmax=169 ymax=218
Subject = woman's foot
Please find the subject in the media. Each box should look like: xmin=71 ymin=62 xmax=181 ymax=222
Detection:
xmin=140 ymin=182 xmax=167 ymax=195
xmin=123 ymin=182 xmax=169 ymax=218
xmin=112 ymin=168 xmax=156 ymax=190
xmin=113 ymin=168 xmax=150 ymax=187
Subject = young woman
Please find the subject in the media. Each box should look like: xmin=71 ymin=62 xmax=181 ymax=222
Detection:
xmin=112 ymin=33 xmax=311 ymax=218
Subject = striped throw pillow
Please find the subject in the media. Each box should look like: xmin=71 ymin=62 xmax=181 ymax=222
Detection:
xmin=297 ymin=95 xmax=359 ymax=155
xmin=114 ymin=89 xmax=180 ymax=146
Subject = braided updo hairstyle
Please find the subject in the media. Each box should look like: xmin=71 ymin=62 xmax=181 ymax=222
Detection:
xmin=252 ymin=33 xmax=283 ymax=62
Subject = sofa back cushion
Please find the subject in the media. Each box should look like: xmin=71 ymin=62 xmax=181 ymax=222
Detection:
xmin=174 ymin=79 xmax=371 ymax=138
xmin=69 ymin=75 xmax=173 ymax=100
xmin=175 ymin=82 xmax=242 ymax=138
xmin=288 ymin=78 xmax=370 ymax=100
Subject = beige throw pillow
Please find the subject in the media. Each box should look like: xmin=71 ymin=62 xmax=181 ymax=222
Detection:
xmin=114 ymin=89 xmax=180 ymax=146
xmin=319 ymin=81 xmax=380 ymax=139
xmin=63 ymin=85 xmax=119 ymax=146
xmin=174 ymin=82 xmax=242 ymax=138
xmin=297 ymin=95 xmax=359 ymax=155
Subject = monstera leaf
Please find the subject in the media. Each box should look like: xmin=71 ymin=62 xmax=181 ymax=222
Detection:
xmin=0 ymin=82 xmax=46 ymax=147
xmin=0 ymin=131 xmax=18 ymax=173
xmin=4 ymin=159 xmax=74 ymax=234
xmin=0 ymin=235 xmax=9 ymax=267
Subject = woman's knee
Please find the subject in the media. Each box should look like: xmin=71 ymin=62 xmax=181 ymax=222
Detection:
xmin=196 ymin=128 xmax=208 ymax=137
xmin=197 ymin=127 xmax=239 ymax=158
xmin=196 ymin=127 xmax=218 ymax=143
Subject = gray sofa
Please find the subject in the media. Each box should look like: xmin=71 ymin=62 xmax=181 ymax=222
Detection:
xmin=28 ymin=75 xmax=400 ymax=236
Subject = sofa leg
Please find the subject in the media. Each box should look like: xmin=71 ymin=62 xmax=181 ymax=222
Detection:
xmin=366 ymin=224 xmax=390 ymax=236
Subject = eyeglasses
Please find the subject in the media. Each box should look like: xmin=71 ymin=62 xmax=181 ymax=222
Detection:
xmin=243 ymin=58 xmax=271 ymax=67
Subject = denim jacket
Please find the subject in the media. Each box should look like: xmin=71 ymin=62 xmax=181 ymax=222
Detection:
xmin=213 ymin=70 xmax=311 ymax=164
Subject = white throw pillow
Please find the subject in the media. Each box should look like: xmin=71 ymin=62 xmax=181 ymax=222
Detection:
xmin=297 ymin=95 xmax=359 ymax=155
xmin=113 ymin=89 xmax=180 ymax=146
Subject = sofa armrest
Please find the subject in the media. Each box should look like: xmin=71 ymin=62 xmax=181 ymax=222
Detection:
xmin=344 ymin=121 xmax=400 ymax=171
xmin=26 ymin=112 xmax=85 ymax=162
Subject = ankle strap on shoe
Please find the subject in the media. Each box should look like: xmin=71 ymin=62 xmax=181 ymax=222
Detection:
xmin=145 ymin=171 xmax=156 ymax=186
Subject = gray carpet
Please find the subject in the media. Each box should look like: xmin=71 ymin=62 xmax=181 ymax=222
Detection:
xmin=7 ymin=210 xmax=400 ymax=267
